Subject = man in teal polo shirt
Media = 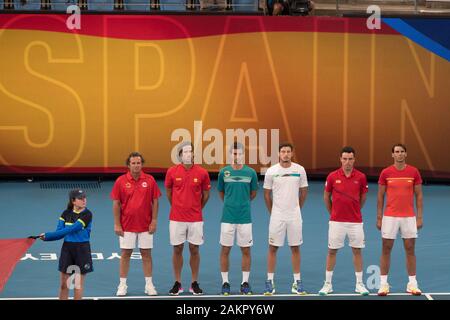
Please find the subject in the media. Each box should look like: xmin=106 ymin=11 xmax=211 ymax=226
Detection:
xmin=218 ymin=142 xmax=258 ymax=295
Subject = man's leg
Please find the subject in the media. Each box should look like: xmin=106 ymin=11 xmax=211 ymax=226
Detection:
xmin=140 ymin=248 xmax=153 ymax=277
xmin=326 ymin=249 xmax=338 ymax=273
xmin=189 ymin=243 xmax=200 ymax=282
xmin=267 ymin=245 xmax=278 ymax=275
xmin=116 ymin=247 xmax=133 ymax=296
xmin=290 ymin=245 xmax=306 ymax=294
xmin=240 ymin=246 xmax=252 ymax=294
xmin=318 ymin=249 xmax=337 ymax=295
xmin=403 ymin=238 xmax=421 ymax=294
xmin=173 ymin=244 xmax=184 ymax=282
xmin=220 ymin=223 xmax=233 ymax=282
xmin=352 ymin=247 xmax=369 ymax=295
xmin=264 ymin=245 xmax=278 ymax=294
xmin=287 ymin=217 xmax=304 ymax=292
xmin=220 ymin=246 xmax=231 ymax=274
xmin=380 ymin=239 xmax=394 ymax=276
xmin=188 ymin=243 xmax=203 ymax=294
xmin=141 ymin=248 xmax=157 ymax=295
xmin=403 ymin=238 xmax=417 ymax=276
xmin=220 ymin=245 xmax=232 ymax=294
xmin=378 ymin=238 xmax=394 ymax=295
xmin=290 ymin=245 xmax=301 ymax=274
xmin=351 ymin=247 xmax=363 ymax=273
xmin=241 ymin=247 xmax=251 ymax=275
xmin=321 ymin=221 xmax=342 ymax=293
xmin=120 ymin=249 xmax=133 ymax=278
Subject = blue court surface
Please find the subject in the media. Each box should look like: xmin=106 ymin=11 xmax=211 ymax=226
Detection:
xmin=1 ymin=179 xmax=449 ymax=300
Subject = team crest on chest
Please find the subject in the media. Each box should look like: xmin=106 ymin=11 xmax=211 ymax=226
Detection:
xmin=125 ymin=182 xmax=131 ymax=188
xmin=224 ymin=171 xmax=231 ymax=178
xmin=142 ymin=182 xmax=148 ymax=188
xmin=193 ymin=178 xmax=198 ymax=183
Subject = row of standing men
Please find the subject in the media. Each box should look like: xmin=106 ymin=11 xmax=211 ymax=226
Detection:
xmin=38 ymin=141 xmax=423 ymax=298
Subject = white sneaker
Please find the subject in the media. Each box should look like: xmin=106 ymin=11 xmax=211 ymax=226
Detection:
xmin=377 ymin=283 xmax=390 ymax=296
xmin=116 ymin=283 xmax=128 ymax=296
xmin=355 ymin=282 xmax=369 ymax=296
xmin=318 ymin=281 xmax=333 ymax=295
xmin=406 ymin=282 xmax=422 ymax=296
xmin=145 ymin=284 xmax=158 ymax=296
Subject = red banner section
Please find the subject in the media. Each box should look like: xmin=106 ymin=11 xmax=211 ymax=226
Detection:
xmin=0 ymin=238 xmax=35 ymax=292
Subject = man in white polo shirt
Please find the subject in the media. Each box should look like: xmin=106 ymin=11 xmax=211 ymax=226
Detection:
xmin=263 ymin=142 xmax=308 ymax=295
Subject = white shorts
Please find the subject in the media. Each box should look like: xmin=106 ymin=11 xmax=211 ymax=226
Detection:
xmin=119 ymin=232 xmax=153 ymax=249
xmin=268 ymin=218 xmax=303 ymax=247
xmin=170 ymin=221 xmax=204 ymax=246
xmin=381 ymin=216 xmax=418 ymax=239
xmin=220 ymin=223 xmax=253 ymax=247
xmin=328 ymin=221 xmax=365 ymax=249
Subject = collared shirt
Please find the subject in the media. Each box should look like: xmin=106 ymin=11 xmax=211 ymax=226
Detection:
xmin=165 ymin=164 xmax=211 ymax=222
xmin=111 ymin=171 xmax=161 ymax=232
xmin=325 ymin=168 xmax=368 ymax=223
xmin=378 ymin=165 xmax=422 ymax=217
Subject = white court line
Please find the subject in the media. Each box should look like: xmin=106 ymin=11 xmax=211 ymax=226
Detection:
xmin=424 ymin=293 xmax=450 ymax=295
xmin=0 ymin=292 xmax=448 ymax=300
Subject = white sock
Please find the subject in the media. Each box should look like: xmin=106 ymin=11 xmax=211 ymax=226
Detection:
xmin=408 ymin=275 xmax=417 ymax=284
xmin=325 ymin=271 xmax=333 ymax=283
xmin=145 ymin=277 xmax=153 ymax=286
xmin=380 ymin=275 xmax=388 ymax=285
xmin=221 ymin=272 xmax=229 ymax=284
xmin=120 ymin=278 xmax=127 ymax=285
xmin=267 ymin=273 xmax=274 ymax=281
xmin=293 ymin=273 xmax=301 ymax=281
xmin=355 ymin=272 xmax=363 ymax=283
xmin=242 ymin=271 xmax=250 ymax=284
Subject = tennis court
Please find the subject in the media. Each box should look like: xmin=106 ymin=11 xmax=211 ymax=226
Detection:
xmin=1 ymin=179 xmax=449 ymax=300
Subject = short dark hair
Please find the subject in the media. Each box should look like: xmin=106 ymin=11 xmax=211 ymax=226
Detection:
xmin=392 ymin=143 xmax=406 ymax=153
xmin=178 ymin=142 xmax=194 ymax=157
xmin=126 ymin=152 xmax=145 ymax=166
xmin=279 ymin=142 xmax=294 ymax=152
xmin=392 ymin=143 xmax=407 ymax=153
xmin=341 ymin=146 xmax=355 ymax=156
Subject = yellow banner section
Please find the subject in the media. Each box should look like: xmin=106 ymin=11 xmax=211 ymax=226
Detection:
xmin=0 ymin=29 xmax=449 ymax=173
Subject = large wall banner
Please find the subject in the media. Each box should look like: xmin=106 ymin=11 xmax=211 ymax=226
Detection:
xmin=1 ymin=14 xmax=449 ymax=177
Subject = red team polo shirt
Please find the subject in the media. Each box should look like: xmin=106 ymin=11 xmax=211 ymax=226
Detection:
xmin=378 ymin=165 xmax=422 ymax=218
xmin=165 ymin=164 xmax=211 ymax=222
xmin=111 ymin=172 xmax=161 ymax=233
xmin=325 ymin=168 xmax=368 ymax=223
